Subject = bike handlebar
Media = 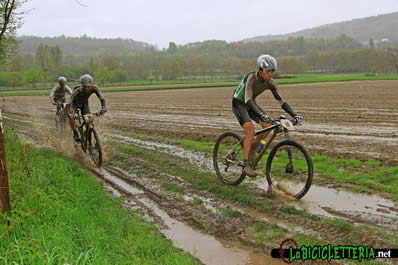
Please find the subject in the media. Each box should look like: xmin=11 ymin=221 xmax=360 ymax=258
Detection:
xmin=272 ymin=115 xmax=303 ymax=126
xmin=68 ymin=112 xmax=103 ymax=120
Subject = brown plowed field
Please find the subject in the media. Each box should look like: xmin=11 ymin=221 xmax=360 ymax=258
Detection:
xmin=4 ymin=80 xmax=397 ymax=164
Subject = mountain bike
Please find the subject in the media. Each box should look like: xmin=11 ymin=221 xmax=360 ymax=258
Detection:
xmin=55 ymin=103 xmax=68 ymax=136
xmin=68 ymin=107 xmax=104 ymax=167
xmin=213 ymin=115 xmax=313 ymax=199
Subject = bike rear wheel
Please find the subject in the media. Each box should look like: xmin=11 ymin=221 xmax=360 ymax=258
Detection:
xmin=213 ymin=132 xmax=246 ymax=185
xmin=87 ymin=128 xmax=103 ymax=167
xmin=266 ymin=140 xmax=313 ymax=199
xmin=55 ymin=107 xmax=67 ymax=136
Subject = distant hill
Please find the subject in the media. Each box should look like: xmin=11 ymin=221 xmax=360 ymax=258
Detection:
xmin=17 ymin=35 xmax=153 ymax=55
xmin=242 ymin=12 xmax=398 ymax=43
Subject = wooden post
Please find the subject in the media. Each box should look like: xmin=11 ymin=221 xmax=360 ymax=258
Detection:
xmin=0 ymin=109 xmax=11 ymax=216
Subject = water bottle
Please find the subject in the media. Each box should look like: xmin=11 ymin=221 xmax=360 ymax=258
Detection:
xmin=256 ymin=140 xmax=266 ymax=153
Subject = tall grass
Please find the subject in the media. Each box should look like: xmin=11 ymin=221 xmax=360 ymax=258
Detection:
xmin=0 ymin=129 xmax=199 ymax=265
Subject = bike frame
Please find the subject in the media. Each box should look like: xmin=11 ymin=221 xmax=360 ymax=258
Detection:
xmin=253 ymin=125 xmax=279 ymax=166
xmin=223 ymin=124 xmax=280 ymax=168
xmin=240 ymin=123 xmax=289 ymax=168
xmin=76 ymin=110 xmax=94 ymax=151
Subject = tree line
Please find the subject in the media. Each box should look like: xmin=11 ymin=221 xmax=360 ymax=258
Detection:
xmin=0 ymin=34 xmax=397 ymax=87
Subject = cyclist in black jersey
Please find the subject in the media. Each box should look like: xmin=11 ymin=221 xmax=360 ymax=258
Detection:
xmin=68 ymin=74 xmax=107 ymax=142
xmin=232 ymin=55 xmax=303 ymax=177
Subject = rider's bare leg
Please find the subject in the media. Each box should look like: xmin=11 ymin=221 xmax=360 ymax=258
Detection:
xmin=242 ymin=122 xmax=258 ymax=177
xmin=69 ymin=118 xmax=77 ymax=131
xmin=251 ymin=121 xmax=273 ymax=148
xmin=68 ymin=106 xmax=77 ymax=131
xmin=242 ymin=121 xmax=255 ymax=161
xmin=68 ymin=106 xmax=80 ymax=141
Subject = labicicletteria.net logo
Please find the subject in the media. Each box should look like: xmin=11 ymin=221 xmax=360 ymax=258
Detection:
xmin=271 ymin=239 xmax=398 ymax=263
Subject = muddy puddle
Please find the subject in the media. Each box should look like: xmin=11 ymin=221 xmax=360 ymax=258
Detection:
xmin=110 ymin=133 xmax=398 ymax=230
xmin=139 ymin=197 xmax=281 ymax=265
xmin=253 ymin=177 xmax=398 ymax=229
xmin=97 ymin=168 xmax=282 ymax=265
xmin=110 ymin=134 xmax=214 ymax=171
xmin=183 ymin=194 xmax=219 ymax=214
xmin=3 ymin=115 xmax=34 ymax=124
xmin=301 ymin=122 xmax=398 ymax=136
xmin=115 ymin=112 xmax=236 ymax=130
xmin=297 ymin=132 xmax=398 ymax=145
xmin=3 ymin=114 xmax=54 ymax=128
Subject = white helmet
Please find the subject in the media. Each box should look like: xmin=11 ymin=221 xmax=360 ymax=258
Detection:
xmin=257 ymin=54 xmax=277 ymax=72
xmin=80 ymin=74 xmax=93 ymax=87
xmin=58 ymin=76 xmax=67 ymax=84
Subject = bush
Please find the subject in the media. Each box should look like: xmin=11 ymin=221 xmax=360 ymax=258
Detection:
xmin=0 ymin=72 xmax=24 ymax=87
xmin=24 ymin=67 xmax=44 ymax=87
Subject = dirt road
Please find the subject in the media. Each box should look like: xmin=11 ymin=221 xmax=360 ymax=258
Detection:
xmin=4 ymin=80 xmax=398 ymax=164
xmin=2 ymin=80 xmax=398 ymax=264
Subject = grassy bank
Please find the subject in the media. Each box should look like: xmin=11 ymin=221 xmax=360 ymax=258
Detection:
xmin=0 ymin=73 xmax=397 ymax=96
xmin=0 ymin=129 xmax=199 ymax=265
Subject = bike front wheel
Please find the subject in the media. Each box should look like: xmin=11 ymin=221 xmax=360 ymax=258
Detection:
xmin=266 ymin=140 xmax=313 ymax=199
xmin=213 ymin=132 xmax=246 ymax=185
xmin=87 ymin=128 xmax=103 ymax=167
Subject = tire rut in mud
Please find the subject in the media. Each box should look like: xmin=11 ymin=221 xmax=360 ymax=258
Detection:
xmin=4 ymin=112 xmax=398 ymax=265
xmin=104 ymin=141 xmax=397 ymax=253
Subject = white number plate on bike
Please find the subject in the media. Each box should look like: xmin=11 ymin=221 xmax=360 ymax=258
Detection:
xmin=280 ymin=119 xmax=295 ymax=130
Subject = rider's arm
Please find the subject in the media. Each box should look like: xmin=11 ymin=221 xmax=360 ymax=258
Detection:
xmin=49 ymin=86 xmax=57 ymax=105
xmin=69 ymin=86 xmax=80 ymax=104
xmin=244 ymin=75 xmax=270 ymax=122
xmin=93 ymin=86 xmax=106 ymax=112
xmin=269 ymin=80 xmax=297 ymax=118
xmin=65 ymin=85 xmax=73 ymax=95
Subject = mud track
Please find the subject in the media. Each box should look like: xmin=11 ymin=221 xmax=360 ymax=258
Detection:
xmin=3 ymin=80 xmax=398 ymax=165
xmin=2 ymin=80 xmax=398 ymax=265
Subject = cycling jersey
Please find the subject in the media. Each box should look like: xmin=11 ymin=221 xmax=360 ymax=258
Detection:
xmin=49 ymin=85 xmax=73 ymax=105
xmin=233 ymin=72 xmax=283 ymax=103
xmin=70 ymin=85 xmax=106 ymax=115
xmin=232 ymin=72 xmax=286 ymax=125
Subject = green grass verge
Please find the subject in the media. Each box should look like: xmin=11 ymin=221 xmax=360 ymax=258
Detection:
xmin=100 ymin=79 xmax=237 ymax=87
xmin=0 ymin=83 xmax=236 ymax=97
xmin=160 ymin=183 xmax=185 ymax=195
xmin=217 ymin=207 xmax=242 ymax=218
xmin=281 ymin=206 xmax=321 ymax=221
xmin=253 ymin=222 xmax=287 ymax=243
xmin=323 ymin=218 xmax=354 ymax=233
xmin=0 ymin=79 xmax=237 ymax=92
xmin=1 ymin=73 xmax=397 ymax=96
xmin=0 ymin=129 xmax=199 ymax=265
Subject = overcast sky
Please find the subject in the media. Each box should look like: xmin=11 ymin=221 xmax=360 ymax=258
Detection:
xmin=18 ymin=0 xmax=398 ymax=48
